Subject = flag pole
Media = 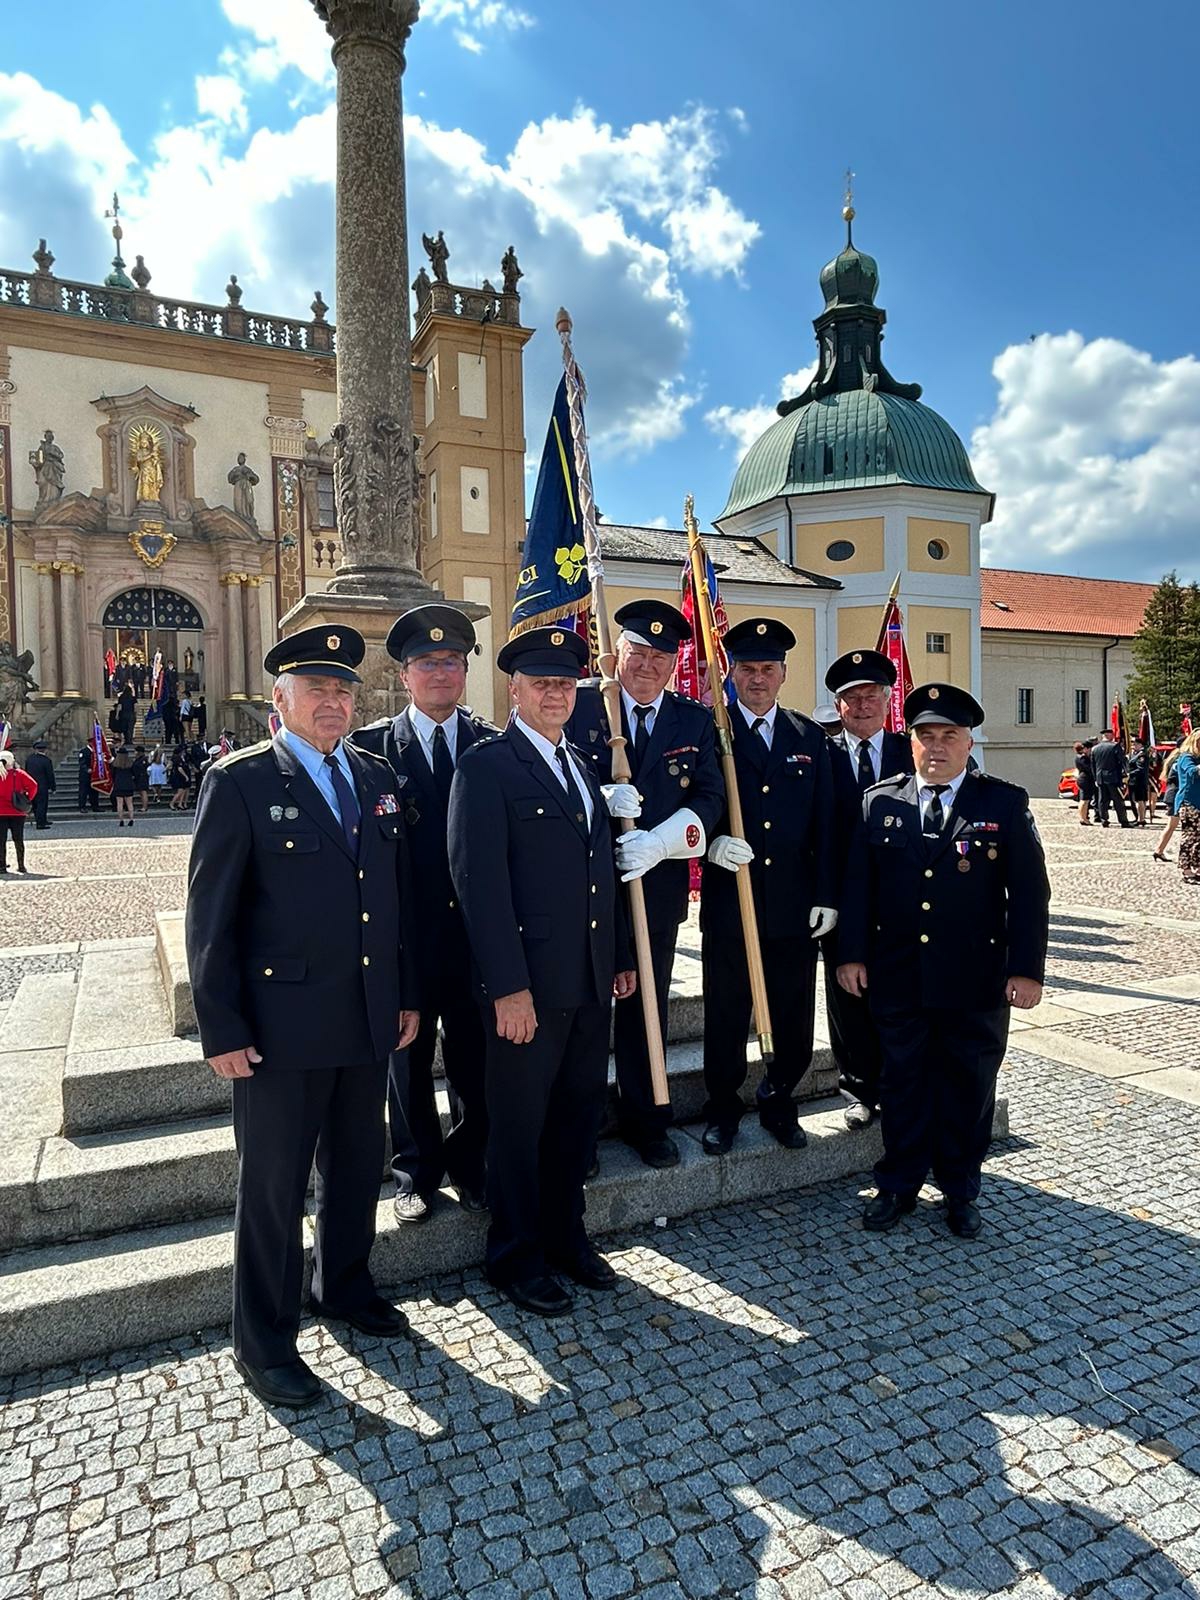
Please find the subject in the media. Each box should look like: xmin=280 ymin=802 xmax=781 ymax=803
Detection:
xmin=684 ymin=493 xmax=774 ymax=1064
xmin=555 ymin=307 xmax=670 ymax=1108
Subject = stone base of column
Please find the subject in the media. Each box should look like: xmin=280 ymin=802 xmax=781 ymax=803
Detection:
xmin=280 ymin=583 xmax=489 ymax=722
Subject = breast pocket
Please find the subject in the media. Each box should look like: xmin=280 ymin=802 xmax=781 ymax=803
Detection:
xmin=261 ymin=833 xmax=321 ymax=856
xmin=513 ymin=797 xmax=564 ymax=823
xmin=376 ymin=815 xmax=402 ymax=842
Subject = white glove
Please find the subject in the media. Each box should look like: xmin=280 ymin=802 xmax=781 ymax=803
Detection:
xmin=707 ymin=834 xmax=755 ymax=872
xmin=615 ymin=807 xmax=706 ymax=881
xmin=601 ymin=782 xmax=642 ymax=819
xmin=615 ymin=828 xmax=666 ymax=881
xmin=809 ymin=906 xmax=838 ymax=939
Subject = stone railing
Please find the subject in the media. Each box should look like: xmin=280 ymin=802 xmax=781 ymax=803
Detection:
xmin=0 ymin=261 xmax=335 ymax=356
xmin=414 ymin=278 xmax=521 ymax=329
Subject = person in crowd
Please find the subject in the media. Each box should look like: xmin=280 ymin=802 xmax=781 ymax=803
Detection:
xmin=449 ymin=626 xmax=636 ymax=1317
xmin=116 ymin=683 xmax=137 ymax=745
xmin=162 ymin=693 xmax=181 ymax=746
xmin=837 ymin=682 xmax=1050 ymax=1239
xmin=1173 ymin=730 xmax=1200 ymax=886
xmin=1127 ymin=738 xmax=1150 ymax=827
xmin=1147 ymin=742 xmax=1163 ymax=823
xmin=1090 ymin=730 xmax=1131 ymax=827
xmin=25 ymin=738 xmax=56 ymax=830
xmin=1153 ymin=744 xmax=1184 ymax=863
xmin=132 ymin=745 xmax=150 ymax=814
xmin=185 ymin=624 xmax=419 ymax=1409
xmin=111 ymin=740 xmax=138 ymax=827
xmin=180 ymin=692 xmax=194 ymax=739
xmin=823 ymin=649 xmax=915 ymax=1130
xmin=107 ymin=700 xmax=121 ymax=737
xmin=77 ymin=743 xmax=99 ymax=813
xmin=1073 ymin=740 xmax=1095 ymax=826
xmin=566 ymin=601 xmax=723 ymax=1169
xmin=132 ymin=659 xmax=147 ymax=699
xmin=169 ymin=743 xmax=192 ymax=810
xmin=0 ymin=751 xmax=36 ymax=873
xmin=148 ymin=748 xmax=168 ymax=802
xmin=698 ymin=618 xmax=837 ymax=1154
xmin=195 ymin=695 xmax=208 ymax=743
xmin=352 ymin=605 xmax=498 ymax=1224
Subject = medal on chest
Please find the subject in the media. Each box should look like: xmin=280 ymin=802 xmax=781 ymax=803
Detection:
xmin=956 ymin=840 xmax=971 ymax=873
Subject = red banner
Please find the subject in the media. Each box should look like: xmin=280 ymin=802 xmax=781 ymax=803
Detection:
xmin=1182 ymin=703 xmax=1193 ymax=736
xmin=875 ymin=597 xmax=914 ymax=733
xmin=677 ymin=553 xmax=728 ymax=706
xmin=90 ymin=720 xmax=114 ymax=796
xmin=1112 ymin=698 xmax=1130 ymax=751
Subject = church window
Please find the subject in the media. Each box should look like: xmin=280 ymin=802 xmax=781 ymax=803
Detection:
xmin=1017 ymin=688 xmax=1033 ymax=725
xmin=822 ymin=444 xmax=834 ymax=476
xmin=1073 ymin=690 xmax=1090 ymax=725
xmin=317 ymin=472 xmax=336 ymax=529
xmin=825 ymin=540 xmax=855 ymax=562
xmin=926 ymin=539 xmax=949 ymax=561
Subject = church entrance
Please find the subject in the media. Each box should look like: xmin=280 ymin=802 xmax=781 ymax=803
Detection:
xmin=101 ymin=587 xmax=206 ymax=700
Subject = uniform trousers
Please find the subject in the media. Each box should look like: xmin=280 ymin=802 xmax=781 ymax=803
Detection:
xmin=231 ymin=1058 xmax=387 ymax=1367
xmin=31 ymin=792 xmax=50 ymax=828
xmin=871 ymin=1004 xmax=1009 ymax=1201
xmin=702 ymin=933 xmax=818 ymax=1124
xmin=823 ymin=937 xmax=883 ymax=1109
xmin=483 ymin=1000 xmax=610 ymax=1285
xmin=389 ymin=967 xmax=487 ymax=1198
xmin=612 ymin=925 xmax=676 ymax=1143
xmin=1096 ymin=782 xmax=1129 ymax=826
xmin=78 ymin=776 xmax=98 ymax=811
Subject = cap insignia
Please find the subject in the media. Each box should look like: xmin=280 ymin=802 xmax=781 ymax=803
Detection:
xmin=851 ymin=652 xmax=862 ymax=664
xmin=756 ymin=623 xmax=767 ymax=636
xmin=326 ymin=634 xmax=340 ymax=650
xmin=430 ymin=627 xmax=444 ymax=642
xmin=650 ymin=620 xmax=664 ymax=635
xmin=928 ymin=687 xmax=940 ymax=700
xmin=550 ymin=630 xmax=564 ymax=646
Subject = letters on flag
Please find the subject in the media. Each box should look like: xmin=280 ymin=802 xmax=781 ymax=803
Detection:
xmin=876 ymin=595 xmax=914 ymax=733
xmin=510 ymin=376 xmax=591 ymax=637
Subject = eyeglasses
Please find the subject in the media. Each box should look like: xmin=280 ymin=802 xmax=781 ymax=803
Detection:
xmin=407 ymin=656 xmax=466 ymax=674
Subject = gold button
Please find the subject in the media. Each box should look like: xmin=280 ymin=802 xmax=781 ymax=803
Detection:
xmin=591 ymin=884 xmax=597 ymax=894
xmin=362 ymin=956 xmax=370 ymax=966
xmin=362 ymin=912 xmax=370 ymax=923
xmin=762 ymin=785 xmax=769 ymax=794
xmin=764 ymin=858 xmax=772 ymax=866
xmin=358 ymin=870 xmax=364 ymax=880
xmin=449 ymin=898 xmax=456 ymax=908
xmin=924 ymin=869 xmax=933 ymax=879
xmin=285 ymin=840 xmax=294 ymax=850
xmin=921 ymin=902 xmax=931 ymax=911
xmin=763 ymin=820 xmax=771 ymax=830
xmin=536 ymin=807 xmax=544 ymax=815
xmin=591 ymin=919 xmax=597 ymax=929
xmin=263 ymin=967 xmax=273 ymax=976
xmin=920 ymin=934 xmax=929 ymax=944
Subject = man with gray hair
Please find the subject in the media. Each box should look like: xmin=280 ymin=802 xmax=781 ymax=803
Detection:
xmin=186 ymin=624 xmax=420 ymax=1409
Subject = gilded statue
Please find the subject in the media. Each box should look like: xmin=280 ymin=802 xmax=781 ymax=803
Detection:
xmin=128 ymin=423 xmax=166 ymax=504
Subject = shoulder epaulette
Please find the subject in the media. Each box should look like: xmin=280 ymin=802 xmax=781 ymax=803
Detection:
xmin=865 ymin=771 xmax=907 ymax=794
xmin=216 ymin=740 xmax=270 ymax=767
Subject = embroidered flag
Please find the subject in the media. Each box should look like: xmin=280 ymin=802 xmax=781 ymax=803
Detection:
xmin=90 ymin=719 xmax=114 ymax=796
xmin=876 ymin=590 xmax=914 ymax=733
xmin=510 ymin=376 xmax=591 ymax=637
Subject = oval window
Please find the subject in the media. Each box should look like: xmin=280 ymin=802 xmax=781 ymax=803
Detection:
xmin=826 ymin=540 xmax=856 ymax=562
xmin=927 ymin=539 xmax=949 ymax=561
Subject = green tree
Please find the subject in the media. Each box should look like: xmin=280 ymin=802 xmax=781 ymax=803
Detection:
xmin=1128 ymin=571 xmax=1200 ymax=738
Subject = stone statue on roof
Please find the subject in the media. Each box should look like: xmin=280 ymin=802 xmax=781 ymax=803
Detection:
xmin=501 ymin=245 xmax=522 ymax=296
xmin=422 ymin=230 xmax=450 ymax=284
xmin=28 ymin=430 xmax=64 ymax=516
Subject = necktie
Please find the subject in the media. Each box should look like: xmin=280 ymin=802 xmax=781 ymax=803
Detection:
xmin=923 ymin=784 xmax=949 ymax=837
xmin=554 ymin=746 xmax=588 ymax=833
xmin=632 ymin=704 xmax=652 ymax=770
xmin=324 ymin=753 xmax=361 ymax=852
xmin=856 ymin=739 xmax=875 ymax=792
xmin=752 ymin=716 xmax=770 ymax=749
xmin=431 ymin=723 xmax=454 ymax=806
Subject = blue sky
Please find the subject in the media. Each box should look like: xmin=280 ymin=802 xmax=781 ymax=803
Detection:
xmin=2 ymin=0 xmax=1197 ymax=581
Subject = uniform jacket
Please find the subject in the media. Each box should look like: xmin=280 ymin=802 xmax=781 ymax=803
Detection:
xmin=838 ymin=770 xmax=1050 ymax=1012
xmin=185 ymin=733 xmax=419 ymax=1070
xmin=24 ymin=751 xmax=56 ymax=794
xmin=1090 ymin=739 xmax=1128 ymax=786
xmin=350 ymin=705 xmax=498 ymax=989
xmin=566 ymin=685 xmax=725 ymax=931
xmin=448 ymin=722 xmax=630 ymax=1009
xmin=829 ymin=729 xmax=914 ymax=863
xmin=700 ymin=706 xmax=835 ymax=941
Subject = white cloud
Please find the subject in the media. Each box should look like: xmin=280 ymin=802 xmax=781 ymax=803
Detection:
xmin=195 ymin=74 xmax=248 ymax=133
xmin=704 ymin=363 xmax=818 ymax=459
xmin=423 ymin=0 xmax=535 ymax=52
xmin=218 ymin=0 xmax=335 ymax=86
xmin=971 ymin=332 xmax=1200 ymax=580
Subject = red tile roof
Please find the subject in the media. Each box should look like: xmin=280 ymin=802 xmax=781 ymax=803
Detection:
xmin=981 ymin=568 xmax=1153 ymax=638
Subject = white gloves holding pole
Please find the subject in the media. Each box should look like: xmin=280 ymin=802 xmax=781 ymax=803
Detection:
xmin=616 ymin=808 xmax=705 ymax=881
xmin=707 ymin=833 xmax=838 ymax=939
xmin=600 ymin=782 xmax=642 ymax=819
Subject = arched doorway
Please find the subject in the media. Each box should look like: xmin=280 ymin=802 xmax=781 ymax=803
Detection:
xmin=101 ymin=587 xmax=206 ymax=699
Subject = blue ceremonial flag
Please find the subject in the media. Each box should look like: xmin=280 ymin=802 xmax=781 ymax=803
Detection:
xmin=510 ymin=376 xmax=591 ymax=636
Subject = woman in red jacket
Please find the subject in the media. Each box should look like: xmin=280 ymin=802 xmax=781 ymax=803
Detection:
xmin=0 ymin=750 xmax=37 ymax=875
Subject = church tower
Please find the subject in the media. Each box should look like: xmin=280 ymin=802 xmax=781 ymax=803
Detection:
xmin=715 ymin=195 xmax=992 ymax=709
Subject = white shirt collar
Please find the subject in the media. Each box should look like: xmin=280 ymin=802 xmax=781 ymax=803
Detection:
xmin=844 ymin=727 xmax=884 ymax=757
xmin=408 ymin=703 xmax=457 ymax=759
xmin=514 ymin=714 xmax=567 ymax=766
xmin=738 ymin=700 xmax=778 ymax=733
xmin=621 ymin=687 xmax=665 ymax=725
xmin=919 ymin=768 xmax=968 ymax=806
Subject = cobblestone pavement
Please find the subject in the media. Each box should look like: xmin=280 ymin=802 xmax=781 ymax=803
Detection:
xmin=2 ymin=803 xmax=1200 ymax=1599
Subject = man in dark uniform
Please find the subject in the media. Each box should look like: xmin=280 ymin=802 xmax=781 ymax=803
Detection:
xmin=699 ymin=619 xmax=837 ymax=1153
xmin=837 ymin=683 xmax=1049 ymax=1238
xmin=77 ymin=744 xmax=99 ymax=812
xmin=25 ymin=739 xmax=56 ymax=829
xmin=449 ymin=626 xmax=636 ymax=1317
xmin=824 ymin=649 xmax=915 ymax=1130
xmin=186 ymin=624 xmax=420 ymax=1408
xmin=1091 ymin=730 xmax=1132 ymax=828
xmin=566 ymin=600 xmax=724 ymax=1167
xmin=352 ymin=604 xmax=497 ymax=1223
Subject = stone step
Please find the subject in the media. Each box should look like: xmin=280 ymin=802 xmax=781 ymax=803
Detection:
xmin=19 ymin=1046 xmax=840 ymax=1246
xmin=0 ymin=1098 xmax=1011 ymax=1376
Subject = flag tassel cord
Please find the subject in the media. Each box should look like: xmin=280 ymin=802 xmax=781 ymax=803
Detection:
xmin=556 ymin=306 xmax=670 ymax=1108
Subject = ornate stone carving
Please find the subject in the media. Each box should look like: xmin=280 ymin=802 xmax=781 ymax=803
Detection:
xmin=332 ymin=423 xmax=358 ymax=546
xmin=299 ymin=434 xmax=324 ymax=532
xmin=422 ymin=230 xmax=450 ymax=284
xmin=227 ymin=452 xmax=260 ymax=525
xmin=131 ymin=255 xmax=152 ymax=290
xmin=128 ymin=523 xmax=177 ymax=569
xmin=93 ymin=387 xmax=198 ymax=524
xmin=0 ymin=640 xmax=37 ymax=719
xmin=332 ymin=414 xmax=420 ymax=573
xmin=28 ymin=430 xmax=64 ymax=517
xmin=311 ymin=0 xmax=420 ymax=63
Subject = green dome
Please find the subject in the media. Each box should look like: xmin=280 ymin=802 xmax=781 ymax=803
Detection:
xmin=718 ymin=389 xmax=988 ymax=521
xmin=818 ymin=241 xmax=879 ymax=308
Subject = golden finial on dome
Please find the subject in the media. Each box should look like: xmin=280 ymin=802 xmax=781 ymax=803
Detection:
xmin=842 ymin=168 xmax=856 ymax=243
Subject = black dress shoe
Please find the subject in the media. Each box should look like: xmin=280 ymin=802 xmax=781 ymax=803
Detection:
xmin=946 ymin=1200 xmax=983 ymax=1239
xmin=497 ymin=1274 xmax=574 ymax=1317
xmin=451 ymin=1183 xmax=488 ymax=1213
xmin=549 ymin=1245 xmax=618 ymax=1290
xmin=701 ymin=1122 xmax=736 ymax=1156
xmin=862 ymin=1190 xmax=918 ymax=1232
xmin=309 ymin=1295 xmax=409 ymax=1336
xmin=632 ymin=1135 xmax=679 ymax=1169
xmin=760 ymin=1113 xmax=807 ymax=1150
xmin=233 ymin=1356 xmax=322 ymax=1408
xmin=843 ymin=1100 xmax=875 ymax=1131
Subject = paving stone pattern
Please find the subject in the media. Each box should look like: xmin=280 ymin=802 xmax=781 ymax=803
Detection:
xmin=0 ymin=953 xmax=83 ymax=1004
xmin=2 ymin=802 xmax=1200 ymax=1598
xmin=1045 ymin=1004 xmax=1197 ymax=1069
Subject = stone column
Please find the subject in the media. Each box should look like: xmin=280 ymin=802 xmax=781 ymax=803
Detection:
xmin=58 ymin=562 xmax=83 ymax=696
xmin=311 ymin=0 xmax=425 ymax=599
xmin=34 ymin=563 xmax=59 ymax=697
xmin=242 ymin=578 xmax=264 ymax=701
xmin=222 ymin=575 xmax=247 ymax=700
